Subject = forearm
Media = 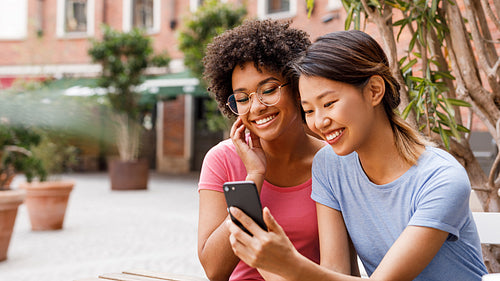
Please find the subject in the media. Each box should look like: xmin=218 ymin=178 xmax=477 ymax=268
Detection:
xmin=281 ymin=251 xmax=365 ymax=281
xmin=199 ymin=215 xmax=240 ymax=281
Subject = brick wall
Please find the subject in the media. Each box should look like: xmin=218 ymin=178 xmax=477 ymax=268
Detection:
xmin=162 ymin=96 xmax=185 ymax=157
xmin=0 ymin=0 xmax=190 ymax=67
xmin=157 ymin=95 xmax=191 ymax=173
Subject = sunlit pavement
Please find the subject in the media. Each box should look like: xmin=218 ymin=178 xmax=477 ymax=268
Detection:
xmin=0 ymin=172 xmax=206 ymax=281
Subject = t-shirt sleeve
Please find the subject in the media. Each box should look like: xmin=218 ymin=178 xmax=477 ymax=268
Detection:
xmin=311 ymin=148 xmax=341 ymax=211
xmin=408 ymin=165 xmax=471 ymax=241
xmin=198 ymin=144 xmax=229 ymax=192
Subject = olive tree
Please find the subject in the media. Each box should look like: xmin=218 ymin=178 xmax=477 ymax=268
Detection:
xmin=178 ymin=0 xmax=246 ymax=132
xmin=307 ymin=0 xmax=500 ymax=272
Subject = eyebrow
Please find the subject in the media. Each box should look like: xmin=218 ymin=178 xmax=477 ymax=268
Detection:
xmin=233 ymin=77 xmax=280 ymax=92
xmin=301 ymin=91 xmax=336 ymax=105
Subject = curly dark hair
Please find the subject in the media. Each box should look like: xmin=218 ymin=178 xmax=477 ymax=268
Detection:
xmin=203 ymin=19 xmax=311 ymax=117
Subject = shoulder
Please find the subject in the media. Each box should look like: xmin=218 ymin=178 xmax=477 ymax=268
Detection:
xmin=414 ymin=146 xmax=470 ymax=197
xmin=417 ymin=146 xmax=468 ymax=180
xmin=313 ymin=146 xmax=357 ymax=170
xmin=204 ymin=138 xmax=238 ymax=160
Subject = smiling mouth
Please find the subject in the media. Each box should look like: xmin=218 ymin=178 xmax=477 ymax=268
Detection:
xmin=254 ymin=114 xmax=277 ymax=125
xmin=325 ymin=129 xmax=344 ymax=141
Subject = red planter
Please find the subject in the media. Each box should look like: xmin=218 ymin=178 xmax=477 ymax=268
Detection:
xmin=108 ymin=159 xmax=149 ymax=190
xmin=0 ymin=189 xmax=25 ymax=261
xmin=19 ymin=181 xmax=74 ymax=231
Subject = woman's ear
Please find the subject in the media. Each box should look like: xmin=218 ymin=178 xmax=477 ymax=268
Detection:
xmin=365 ymin=75 xmax=385 ymax=106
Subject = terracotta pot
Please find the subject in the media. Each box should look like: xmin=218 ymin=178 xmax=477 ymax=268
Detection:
xmin=19 ymin=181 xmax=74 ymax=231
xmin=108 ymin=159 xmax=149 ymax=190
xmin=0 ymin=189 xmax=25 ymax=261
xmin=0 ymin=172 xmax=15 ymax=189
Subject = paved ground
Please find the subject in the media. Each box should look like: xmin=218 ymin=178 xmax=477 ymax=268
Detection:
xmin=0 ymin=172 xmax=207 ymax=281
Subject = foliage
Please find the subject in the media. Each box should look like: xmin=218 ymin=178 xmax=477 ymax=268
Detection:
xmin=178 ymin=0 xmax=246 ymax=132
xmin=88 ymin=26 xmax=170 ymax=161
xmin=178 ymin=0 xmax=247 ymax=79
xmin=0 ymin=121 xmax=46 ymax=189
xmin=30 ymin=131 xmax=79 ymax=181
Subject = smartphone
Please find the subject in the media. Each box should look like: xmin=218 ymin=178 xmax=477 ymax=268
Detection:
xmin=223 ymin=180 xmax=267 ymax=235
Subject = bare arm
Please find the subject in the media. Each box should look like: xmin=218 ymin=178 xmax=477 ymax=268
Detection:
xmin=316 ymin=203 xmax=353 ymax=274
xmin=198 ymin=190 xmax=239 ymax=281
xmin=227 ymin=206 xmax=449 ymax=281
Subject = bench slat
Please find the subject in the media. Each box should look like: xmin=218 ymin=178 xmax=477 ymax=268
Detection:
xmin=99 ymin=273 xmax=167 ymax=281
xmin=124 ymin=269 xmax=208 ymax=281
xmin=473 ymin=212 xmax=500 ymax=244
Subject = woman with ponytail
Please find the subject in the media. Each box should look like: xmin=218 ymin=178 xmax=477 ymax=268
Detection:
xmin=226 ymin=30 xmax=488 ymax=281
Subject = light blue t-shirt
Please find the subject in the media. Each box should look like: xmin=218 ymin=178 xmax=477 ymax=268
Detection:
xmin=311 ymin=146 xmax=488 ymax=280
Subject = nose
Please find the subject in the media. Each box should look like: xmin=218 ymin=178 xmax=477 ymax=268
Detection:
xmin=248 ymin=92 xmax=267 ymax=113
xmin=314 ymin=110 xmax=331 ymax=130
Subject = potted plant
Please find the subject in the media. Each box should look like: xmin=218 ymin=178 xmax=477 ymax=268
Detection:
xmin=88 ymin=26 xmax=170 ymax=190
xmin=0 ymin=120 xmax=44 ymax=261
xmin=18 ymin=131 xmax=78 ymax=231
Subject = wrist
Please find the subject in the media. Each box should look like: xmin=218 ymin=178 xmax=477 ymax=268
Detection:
xmin=245 ymin=173 xmax=264 ymax=193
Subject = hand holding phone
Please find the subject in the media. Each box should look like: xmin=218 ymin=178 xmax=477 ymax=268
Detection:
xmin=223 ymin=180 xmax=267 ymax=236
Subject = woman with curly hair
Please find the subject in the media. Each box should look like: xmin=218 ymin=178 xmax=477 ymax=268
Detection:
xmin=198 ymin=20 xmax=356 ymax=280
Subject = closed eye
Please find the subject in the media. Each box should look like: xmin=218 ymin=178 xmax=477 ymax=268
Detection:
xmin=303 ymin=108 xmax=313 ymax=115
xmin=324 ymin=100 xmax=336 ymax=108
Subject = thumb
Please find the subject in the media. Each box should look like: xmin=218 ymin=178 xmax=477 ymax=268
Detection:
xmin=263 ymin=207 xmax=284 ymax=234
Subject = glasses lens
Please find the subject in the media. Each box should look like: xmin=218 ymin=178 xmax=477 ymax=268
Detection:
xmin=258 ymin=82 xmax=281 ymax=106
xmin=227 ymin=94 xmax=249 ymax=115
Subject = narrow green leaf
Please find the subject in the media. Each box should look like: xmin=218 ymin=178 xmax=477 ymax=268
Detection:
xmin=438 ymin=124 xmax=451 ymax=150
xmin=345 ymin=5 xmax=354 ymax=30
xmin=457 ymin=124 xmax=470 ymax=133
xmin=445 ymin=98 xmax=472 ymax=107
xmin=401 ymin=100 xmax=416 ymax=119
xmin=401 ymin=58 xmax=418 ymax=74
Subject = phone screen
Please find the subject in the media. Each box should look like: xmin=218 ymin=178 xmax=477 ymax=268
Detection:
xmin=223 ymin=181 xmax=267 ymax=235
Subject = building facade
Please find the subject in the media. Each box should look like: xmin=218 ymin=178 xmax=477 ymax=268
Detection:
xmin=0 ymin=0 xmax=348 ymax=173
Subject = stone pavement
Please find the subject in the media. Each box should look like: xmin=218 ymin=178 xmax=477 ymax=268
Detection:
xmin=0 ymin=172 xmax=207 ymax=281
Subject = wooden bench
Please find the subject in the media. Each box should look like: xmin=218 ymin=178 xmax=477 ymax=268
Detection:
xmin=75 ymin=269 xmax=208 ymax=281
xmin=77 ymin=212 xmax=499 ymax=281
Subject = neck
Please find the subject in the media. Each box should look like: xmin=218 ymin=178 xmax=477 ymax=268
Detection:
xmin=357 ymin=118 xmax=417 ymax=185
xmin=261 ymin=123 xmax=312 ymax=162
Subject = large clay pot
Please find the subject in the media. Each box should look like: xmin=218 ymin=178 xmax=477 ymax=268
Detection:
xmin=19 ymin=181 xmax=74 ymax=231
xmin=108 ymin=159 xmax=149 ymax=190
xmin=0 ymin=189 xmax=25 ymax=261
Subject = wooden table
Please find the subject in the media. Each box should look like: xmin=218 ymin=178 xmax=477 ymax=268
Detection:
xmin=76 ymin=269 xmax=208 ymax=281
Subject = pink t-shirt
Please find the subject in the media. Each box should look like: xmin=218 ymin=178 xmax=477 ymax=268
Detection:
xmin=198 ymin=139 xmax=320 ymax=281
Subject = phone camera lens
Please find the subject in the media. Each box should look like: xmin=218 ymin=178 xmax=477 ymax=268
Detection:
xmin=224 ymin=186 xmax=229 ymax=192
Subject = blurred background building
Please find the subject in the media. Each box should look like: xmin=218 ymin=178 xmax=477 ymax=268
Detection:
xmin=0 ymin=0 xmax=495 ymax=174
xmin=0 ymin=0 xmax=351 ymax=174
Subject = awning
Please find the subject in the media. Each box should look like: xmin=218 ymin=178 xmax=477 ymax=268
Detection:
xmin=35 ymin=70 xmax=208 ymax=98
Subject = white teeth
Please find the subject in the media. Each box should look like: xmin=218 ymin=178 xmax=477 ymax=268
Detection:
xmin=255 ymin=115 xmax=276 ymax=125
xmin=326 ymin=129 xmax=343 ymax=141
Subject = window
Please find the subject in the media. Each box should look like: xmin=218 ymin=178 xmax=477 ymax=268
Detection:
xmin=65 ymin=0 xmax=87 ymax=33
xmin=0 ymin=0 xmax=27 ymax=40
xmin=267 ymin=0 xmax=289 ymax=14
xmin=57 ymin=0 xmax=94 ymax=37
xmin=258 ymin=0 xmax=296 ymax=19
xmin=123 ymin=0 xmax=160 ymax=33
xmin=133 ymin=0 xmax=154 ymax=30
xmin=190 ymin=0 xmax=204 ymax=13
xmin=328 ymin=0 xmax=342 ymax=10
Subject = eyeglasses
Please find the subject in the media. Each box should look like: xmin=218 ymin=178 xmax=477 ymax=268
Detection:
xmin=226 ymin=81 xmax=289 ymax=115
